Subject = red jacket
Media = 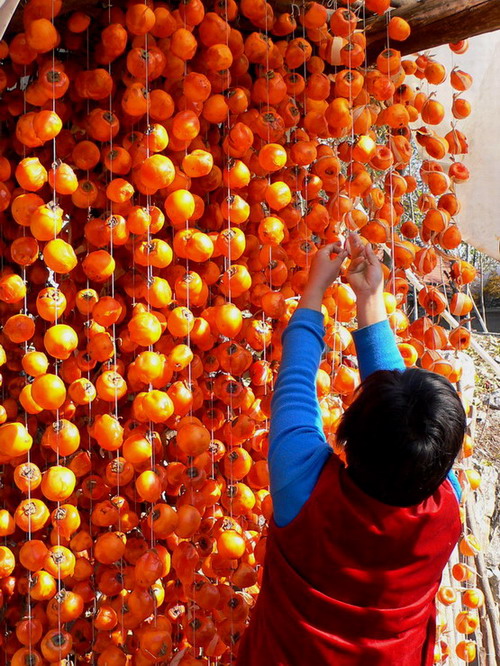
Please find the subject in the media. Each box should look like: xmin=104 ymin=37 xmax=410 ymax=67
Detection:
xmin=236 ymin=454 xmax=461 ymax=666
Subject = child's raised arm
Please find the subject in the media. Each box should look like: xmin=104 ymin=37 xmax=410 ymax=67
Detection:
xmin=269 ymin=244 xmax=347 ymax=527
xmin=343 ymin=234 xmax=462 ymax=502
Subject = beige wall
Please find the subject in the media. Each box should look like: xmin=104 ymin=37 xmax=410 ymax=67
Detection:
xmin=408 ymin=34 xmax=500 ymax=261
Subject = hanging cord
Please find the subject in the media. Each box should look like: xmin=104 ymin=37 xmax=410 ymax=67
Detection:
xmin=20 ymin=57 xmax=34 ymax=666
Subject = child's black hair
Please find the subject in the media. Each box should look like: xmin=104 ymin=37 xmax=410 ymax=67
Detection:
xmin=336 ymin=368 xmax=467 ymax=506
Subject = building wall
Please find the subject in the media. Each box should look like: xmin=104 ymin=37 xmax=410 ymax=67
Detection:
xmin=409 ymin=34 xmax=500 ymax=262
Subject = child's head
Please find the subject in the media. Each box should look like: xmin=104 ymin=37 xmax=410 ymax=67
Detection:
xmin=336 ymin=368 xmax=466 ymax=506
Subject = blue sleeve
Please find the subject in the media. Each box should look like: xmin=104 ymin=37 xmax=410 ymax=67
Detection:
xmin=447 ymin=469 xmax=462 ymax=502
xmin=269 ymin=308 xmax=332 ymax=527
xmin=351 ymin=318 xmax=405 ymax=380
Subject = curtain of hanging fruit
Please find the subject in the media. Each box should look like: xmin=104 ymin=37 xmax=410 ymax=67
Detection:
xmin=0 ymin=0 xmax=484 ymax=663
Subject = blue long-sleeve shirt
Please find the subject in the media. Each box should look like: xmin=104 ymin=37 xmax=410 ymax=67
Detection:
xmin=269 ymin=307 xmax=461 ymax=527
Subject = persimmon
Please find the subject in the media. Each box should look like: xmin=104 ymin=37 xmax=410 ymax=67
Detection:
xmin=48 ymin=161 xmax=78 ymax=194
xmin=16 ymin=617 xmax=44 ymax=646
xmin=40 ymin=630 xmax=73 ymax=661
xmin=142 ymin=390 xmax=174 ymax=423
xmin=0 ymin=422 xmax=33 ymax=458
xmin=28 ymin=570 xmax=56 ymax=601
xmin=72 ymin=179 xmax=99 ymax=208
xmin=452 ymin=97 xmax=471 ymax=119
xmin=95 ymin=370 xmax=127 ymax=402
xmin=148 ymin=503 xmax=178 ymax=538
xmin=451 ymin=68 xmax=473 ymax=91
xmin=82 ymin=250 xmax=116 ymax=282
xmin=461 ymin=588 xmax=484 ymax=609
xmin=94 ymin=532 xmax=126 ymax=565
xmin=449 ymin=326 xmax=471 ymax=351
xmin=11 ymin=193 xmax=43 ymax=227
xmin=421 ymin=98 xmax=445 ymax=124
xmin=44 ymin=324 xmax=79 ymax=360
xmin=105 ymin=458 xmax=134 ymax=487
xmin=217 ymin=529 xmax=246 ymax=559
xmin=0 ymin=510 xmax=15 ymax=536
xmin=29 ymin=373 xmax=66 ymax=411
xmin=0 ymin=545 xmax=15 ymax=577
xmin=182 ymin=149 xmax=214 ymax=178
xmin=41 ymin=466 xmax=76 ymax=502
xmin=3 ymin=313 xmax=35 ymax=343
xmin=0 ymin=272 xmax=26 ymax=303
xmin=72 ymin=140 xmax=100 ymax=169
xmin=37 ymin=288 xmax=65 ymax=324
xmin=202 ymin=93 xmax=229 ymax=124
xmin=451 ymin=567 xmax=471 ymax=590
xmin=176 ymin=504 xmax=203 ymax=538
xmin=15 ymin=499 xmax=50 ymax=532
xmin=450 ymin=260 xmax=476 ymax=285
xmin=11 ymin=648 xmax=44 ymax=666
xmin=42 ymin=419 xmax=80 ymax=456
xmin=436 ymin=585 xmax=457 ymax=605
xmin=389 ymin=17 xmax=411 ymax=40
xmin=14 ymin=462 xmax=42 ymax=494
xmin=51 ymin=504 xmax=81 ymax=539
xmin=177 ymin=423 xmax=211 ymax=456
xmin=455 ymin=640 xmax=476 ymax=662
xmin=459 ymin=534 xmax=481 ymax=557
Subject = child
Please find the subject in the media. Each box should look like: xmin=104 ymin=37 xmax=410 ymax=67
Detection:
xmin=236 ymin=234 xmax=466 ymax=666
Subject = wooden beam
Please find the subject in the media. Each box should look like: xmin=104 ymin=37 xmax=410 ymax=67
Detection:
xmin=4 ymin=0 xmax=102 ymax=36
xmin=366 ymin=0 xmax=500 ymax=61
xmin=0 ymin=0 xmax=22 ymax=40
xmin=263 ymin=0 xmax=500 ymax=63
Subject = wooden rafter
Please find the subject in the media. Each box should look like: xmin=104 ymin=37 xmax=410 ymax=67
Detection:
xmin=0 ymin=0 xmax=26 ymax=40
xmin=365 ymin=0 xmax=500 ymax=61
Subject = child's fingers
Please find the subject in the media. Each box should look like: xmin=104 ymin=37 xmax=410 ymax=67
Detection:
xmin=320 ymin=242 xmax=343 ymax=255
xmin=364 ymin=242 xmax=379 ymax=265
xmin=347 ymin=233 xmax=363 ymax=258
xmin=331 ymin=249 xmax=348 ymax=270
xmin=348 ymin=256 xmax=367 ymax=274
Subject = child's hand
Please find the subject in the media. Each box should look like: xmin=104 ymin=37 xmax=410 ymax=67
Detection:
xmin=307 ymin=242 xmax=348 ymax=293
xmin=297 ymin=243 xmax=348 ymax=313
xmin=345 ymin=234 xmax=386 ymax=328
xmin=345 ymin=234 xmax=384 ymax=297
